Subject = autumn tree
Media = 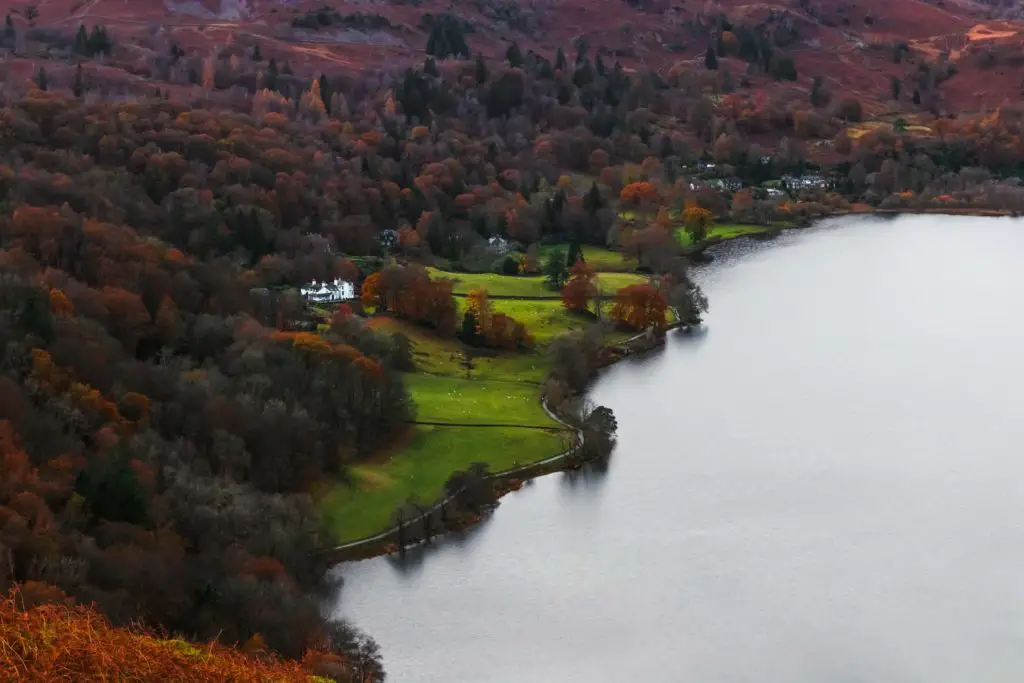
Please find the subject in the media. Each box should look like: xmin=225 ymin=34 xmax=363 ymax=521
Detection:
xmin=621 ymin=225 xmax=677 ymax=271
xmin=562 ymin=261 xmax=598 ymax=314
xmin=682 ymin=203 xmax=713 ymax=243
xmin=463 ymin=288 xmax=532 ymax=349
xmin=620 ymin=182 xmax=659 ymax=209
xmin=366 ymin=266 xmax=457 ymax=336
xmin=611 ymin=284 xmax=669 ymax=332
xmin=835 ymin=97 xmax=863 ymax=122
xmin=360 ymin=272 xmax=381 ymax=310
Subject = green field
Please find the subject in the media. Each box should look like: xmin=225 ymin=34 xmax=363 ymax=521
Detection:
xmin=429 ymin=267 xmax=648 ymax=298
xmin=428 ymin=268 xmax=556 ymax=297
xmin=320 ymin=425 xmax=569 ymax=543
xmin=594 ymin=272 xmax=652 ymax=294
xmin=407 ymin=374 xmax=557 ymax=427
xmin=452 ymin=297 xmax=605 ymax=344
xmin=321 ymin=315 xmax=573 ymax=543
xmin=676 ymin=223 xmax=772 ymax=247
xmin=538 ymin=244 xmax=638 ymax=272
xmin=368 ymin=316 xmax=549 ymax=382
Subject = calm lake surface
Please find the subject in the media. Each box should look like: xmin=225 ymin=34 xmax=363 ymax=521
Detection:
xmin=331 ymin=215 xmax=1024 ymax=682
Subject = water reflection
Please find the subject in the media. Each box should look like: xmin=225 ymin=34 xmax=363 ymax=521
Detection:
xmin=559 ymin=455 xmax=611 ymax=489
xmin=381 ymin=514 xmax=497 ymax=579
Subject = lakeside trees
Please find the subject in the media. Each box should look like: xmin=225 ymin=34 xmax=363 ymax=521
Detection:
xmin=611 ymin=284 xmax=670 ymax=332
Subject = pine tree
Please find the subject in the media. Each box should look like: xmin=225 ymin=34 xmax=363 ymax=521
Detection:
xmin=86 ymin=25 xmax=112 ymax=56
xmin=75 ymin=452 xmax=149 ymax=525
xmin=810 ymin=76 xmax=828 ymax=107
xmin=475 ymin=53 xmax=488 ymax=84
xmin=566 ymin=240 xmax=584 ymax=268
xmin=575 ymin=38 xmax=588 ymax=65
xmin=704 ymin=44 xmax=718 ymax=70
xmin=555 ymin=47 xmax=566 ymax=71
xmin=35 ymin=67 xmax=47 ymax=91
xmin=572 ymin=58 xmax=594 ymax=89
xmin=912 ymin=88 xmax=921 ymax=105
xmin=543 ymin=247 xmax=569 ymax=289
xmin=505 ymin=42 xmax=524 ymax=68
xmin=73 ymin=64 xmax=84 ymax=98
xmin=318 ymin=73 xmax=331 ymax=113
xmin=75 ymin=24 xmax=88 ymax=55
xmin=583 ymin=182 xmax=604 ymax=214
xmin=424 ymin=56 xmax=439 ymax=77
xmin=890 ymin=77 xmax=901 ymax=101
xmin=425 ymin=14 xmax=468 ymax=59
xmin=265 ymin=57 xmax=279 ymax=91
xmin=460 ymin=311 xmax=481 ymax=346
xmin=252 ymin=43 xmax=262 ymax=62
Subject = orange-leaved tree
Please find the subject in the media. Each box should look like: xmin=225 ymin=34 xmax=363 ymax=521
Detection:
xmin=466 ymin=287 xmax=493 ymax=338
xmin=611 ymin=283 xmax=668 ymax=332
xmin=360 ymin=272 xmax=381 ymax=310
xmin=682 ymin=201 xmax=713 ymax=243
xmin=561 ymin=261 xmax=598 ymax=314
xmin=619 ymin=181 xmax=659 ymax=208
xmin=464 ymin=287 xmax=533 ymax=349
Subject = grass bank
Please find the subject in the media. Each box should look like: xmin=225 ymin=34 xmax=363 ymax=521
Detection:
xmin=320 ymin=424 xmax=569 ymax=543
xmin=427 ymin=267 xmax=648 ymax=298
xmin=676 ymin=223 xmax=775 ymax=247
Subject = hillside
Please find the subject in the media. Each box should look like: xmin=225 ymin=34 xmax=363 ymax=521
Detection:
xmin=0 ymin=586 xmax=341 ymax=682
xmin=3 ymin=0 xmax=1024 ymax=679
xmin=2 ymin=0 xmax=1024 ymax=110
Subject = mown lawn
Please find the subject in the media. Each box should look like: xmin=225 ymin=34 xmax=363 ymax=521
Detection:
xmin=594 ymin=271 xmax=653 ymax=295
xmin=429 ymin=267 xmax=647 ymax=298
xmin=319 ymin=425 xmax=569 ymax=542
xmin=427 ymin=268 xmax=555 ymax=297
xmin=368 ymin=316 xmax=549 ymax=382
xmin=406 ymin=374 xmax=557 ymax=427
xmin=538 ymin=244 xmax=638 ymax=272
xmin=676 ymin=223 xmax=773 ymax=247
xmin=456 ymin=297 xmax=592 ymax=344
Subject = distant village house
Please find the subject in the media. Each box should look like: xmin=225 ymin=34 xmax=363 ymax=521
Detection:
xmin=300 ymin=279 xmax=356 ymax=304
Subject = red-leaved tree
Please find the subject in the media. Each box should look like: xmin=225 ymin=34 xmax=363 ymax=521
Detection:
xmin=611 ymin=284 xmax=668 ymax=332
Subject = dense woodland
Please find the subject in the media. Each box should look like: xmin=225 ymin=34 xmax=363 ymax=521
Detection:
xmin=6 ymin=15 xmax=1024 ymax=678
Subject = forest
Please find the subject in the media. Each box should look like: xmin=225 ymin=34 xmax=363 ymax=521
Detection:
xmin=6 ymin=15 xmax=1024 ymax=679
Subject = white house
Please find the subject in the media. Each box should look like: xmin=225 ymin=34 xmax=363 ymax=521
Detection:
xmin=488 ymin=235 xmax=511 ymax=254
xmin=300 ymin=279 xmax=356 ymax=304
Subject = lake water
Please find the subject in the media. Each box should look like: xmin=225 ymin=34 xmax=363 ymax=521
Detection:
xmin=331 ymin=215 xmax=1024 ymax=682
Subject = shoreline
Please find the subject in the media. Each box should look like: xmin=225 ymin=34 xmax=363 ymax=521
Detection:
xmin=325 ymin=207 xmax=1018 ymax=563
xmin=323 ymin=328 xmax=673 ymax=563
